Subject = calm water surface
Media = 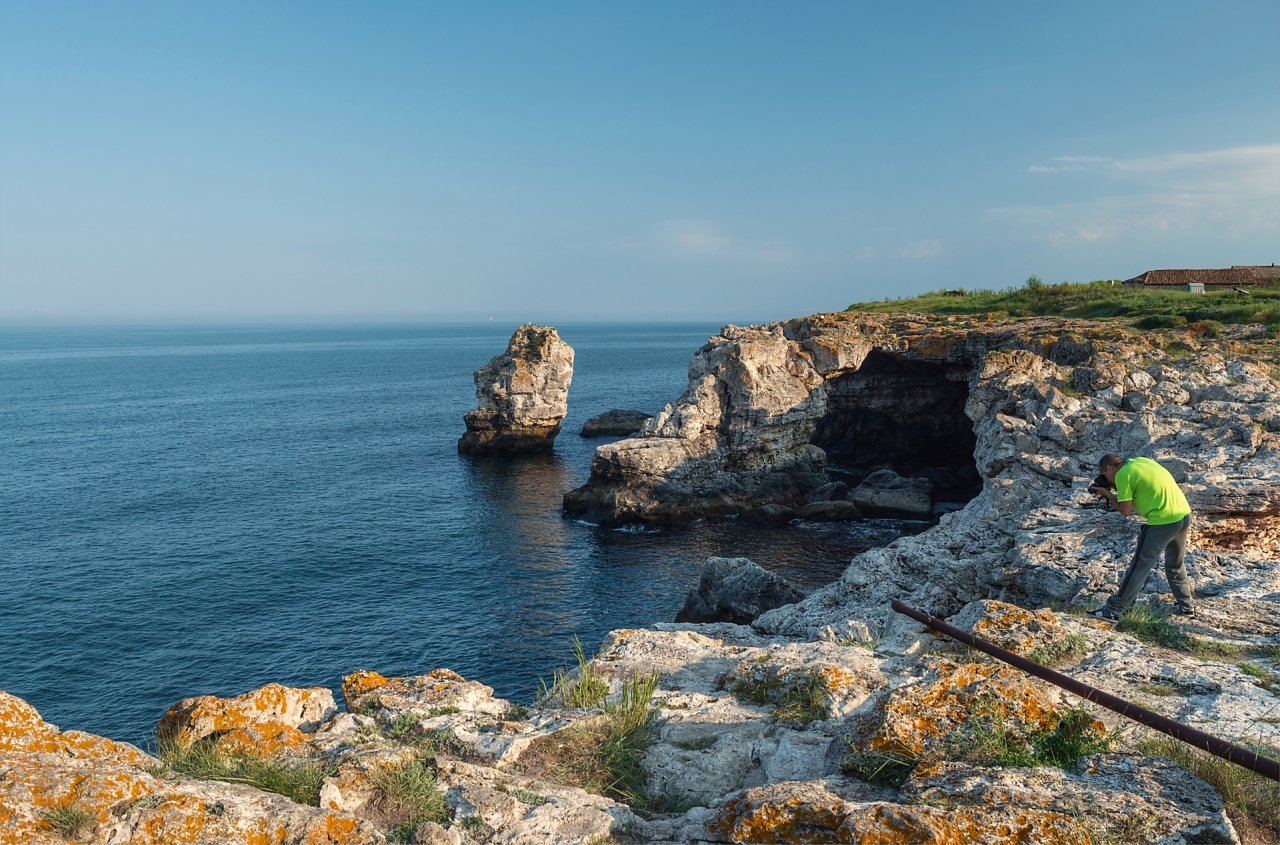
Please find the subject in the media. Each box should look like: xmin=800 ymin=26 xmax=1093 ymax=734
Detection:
xmin=0 ymin=324 xmax=922 ymax=744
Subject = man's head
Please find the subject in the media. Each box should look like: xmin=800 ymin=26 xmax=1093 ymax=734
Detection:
xmin=1098 ymin=454 xmax=1125 ymax=486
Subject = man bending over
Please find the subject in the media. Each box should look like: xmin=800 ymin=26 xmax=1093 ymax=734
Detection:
xmin=1089 ymin=454 xmax=1194 ymax=620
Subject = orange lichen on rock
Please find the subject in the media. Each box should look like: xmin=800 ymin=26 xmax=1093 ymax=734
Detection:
xmin=867 ymin=662 xmax=1058 ymax=756
xmin=951 ymin=600 xmax=1067 ymax=657
xmin=340 ymin=670 xmax=390 ymax=709
xmin=213 ymin=722 xmax=309 ymax=758
xmin=707 ymin=781 xmax=1091 ymax=844
xmin=156 ymin=683 xmax=337 ymax=748
xmin=0 ymin=690 xmax=381 ymax=845
xmin=341 ymin=667 xmax=504 ymax=717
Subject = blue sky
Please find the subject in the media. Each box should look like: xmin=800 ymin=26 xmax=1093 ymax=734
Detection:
xmin=1 ymin=2 xmax=1277 ymax=323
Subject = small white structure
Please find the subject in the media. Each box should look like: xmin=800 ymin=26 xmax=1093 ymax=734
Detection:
xmin=1186 ymin=283 xmax=1205 ymax=293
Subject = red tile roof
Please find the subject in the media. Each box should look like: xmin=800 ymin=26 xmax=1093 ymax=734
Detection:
xmin=1123 ymin=268 xmax=1277 ymax=287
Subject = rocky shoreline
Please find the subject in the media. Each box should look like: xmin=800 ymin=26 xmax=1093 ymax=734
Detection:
xmin=3 ymin=312 xmax=1278 ymax=844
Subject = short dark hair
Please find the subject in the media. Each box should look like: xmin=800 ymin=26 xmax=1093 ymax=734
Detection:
xmin=1099 ymin=454 xmax=1124 ymax=471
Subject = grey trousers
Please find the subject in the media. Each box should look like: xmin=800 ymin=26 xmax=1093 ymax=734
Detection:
xmin=1102 ymin=514 xmax=1194 ymax=615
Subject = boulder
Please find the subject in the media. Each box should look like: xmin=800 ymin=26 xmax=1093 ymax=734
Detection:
xmin=676 ymin=557 xmax=807 ymax=624
xmin=847 ymin=468 xmax=932 ymax=517
xmin=794 ymin=500 xmax=863 ymax=522
xmin=739 ymin=503 xmax=795 ymax=527
xmin=340 ymin=668 xmax=509 ymax=717
xmin=803 ymin=481 xmax=849 ymax=503
xmin=155 ymin=682 xmax=337 ymax=749
xmin=580 ymin=408 xmax=653 ymax=437
xmin=459 ymin=325 xmax=574 ymax=455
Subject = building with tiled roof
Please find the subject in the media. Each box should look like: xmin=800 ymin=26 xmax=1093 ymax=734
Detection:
xmin=1122 ymin=266 xmax=1278 ymax=289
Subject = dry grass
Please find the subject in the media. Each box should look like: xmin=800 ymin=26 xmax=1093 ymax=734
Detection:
xmin=1138 ymin=735 xmax=1280 ymax=840
xmin=517 ymin=672 xmax=660 ymax=808
xmin=730 ymin=669 xmax=831 ymax=726
xmin=367 ymin=757 xmax=450 ymax=843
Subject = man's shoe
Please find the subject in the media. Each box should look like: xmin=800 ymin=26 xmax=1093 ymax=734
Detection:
xmin=1173 ymin=606 xmax=1196 ymax=618
xmin=1090 ymin=608 xmax=1119 ymax=621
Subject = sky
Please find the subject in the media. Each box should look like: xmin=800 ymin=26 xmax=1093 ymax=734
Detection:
xmin=1 ymin=1 xmax=1277 ymax=324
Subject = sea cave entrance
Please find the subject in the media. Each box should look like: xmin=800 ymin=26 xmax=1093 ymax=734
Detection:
xmin=810 ymin=350 xmax=982 ymax=509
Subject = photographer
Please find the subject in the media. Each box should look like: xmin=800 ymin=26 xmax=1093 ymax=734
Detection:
xmin=1089 ymin=454 xmax=1194 ymax=620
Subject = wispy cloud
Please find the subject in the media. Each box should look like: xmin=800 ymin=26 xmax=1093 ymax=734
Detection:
xmin=651 ymin=219 xmax=797 ymax=263
xmin=1002 ymin=144 xmax=1280 ymax=244
xmin=899 ymin=239 xmax=943 ymax=259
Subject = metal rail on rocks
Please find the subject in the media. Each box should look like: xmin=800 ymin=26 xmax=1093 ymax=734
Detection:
xmin=890 ymin=600 xmax=1280 ymax=782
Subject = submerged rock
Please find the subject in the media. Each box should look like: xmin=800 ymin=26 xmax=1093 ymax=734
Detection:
xmin=580 ymin=408 xmax=653 ymax=437
xmin=459 ymin=325 xmax=574 ymax=455
xmin=675 ymin=556 xmax=807 ymax=624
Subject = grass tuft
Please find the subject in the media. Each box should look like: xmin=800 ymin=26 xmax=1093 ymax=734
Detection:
xmin=1240 ymin=663 xmax=1280 ymax=692
xmin=731 ymin=669 xmax=831 ymax=725
xmin=367 ymin=757 xmax=449 ymax=839
xmin=42 ymin=801 xmax=95 ymax=838
xmin=841 ymin=747 xmax=917 ymax=786
xmin=1138 ymin=735 xmax=1280 ymax=838
xmin=517 ymin=666 xmax=661 ymax=808
xmin=411 ymin=728 xmax=470 ymax=759
xmin=1136 ymin=682 xmax=1177 ymax=697
xmin=156 ymin=739 xmax=336 ymax=806
xmin=1027 ymin=633 xmax=1090 ymax=667
xmin=943 ymin=697 xmax=1110 ymax=770
xmin=384 ymin=712 xmax=421 ymax=742
xmin=538 ymin=635 xmax=610 ymax=710
xmin=1117 ymin=600 xmax=1186 ymax=649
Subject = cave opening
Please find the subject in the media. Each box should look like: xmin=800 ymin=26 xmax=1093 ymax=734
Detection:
xmin=810 ymin=350 xmax=982 ymax=510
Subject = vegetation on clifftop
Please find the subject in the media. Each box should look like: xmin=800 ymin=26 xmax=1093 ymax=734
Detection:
xmin=849 ymin=277 xmax=1280 ymax=334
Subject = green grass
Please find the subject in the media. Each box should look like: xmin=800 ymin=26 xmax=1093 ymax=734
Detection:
xmin=383 ymin=712 xmax=422 ymax=742
xmin=517 ymin=670 xmax=661 ymax=808
xmin=1138 ymin=735 xmax=1280 ymax=838
xmin=156 ymin=739 xmax=336 ymax=806
xmin=500 ymin=704 xmax=529 ymax=722
xmin=42 ymin=801 xmax=96 ymax=838
xmin=538 ymin=635 xmax=611 ymax=710
xmin=943 ymin=697 xmax=1110 ymax=770
xmin=1240 ymin=663 xmax=1280 ymax=692
xmin=368 ymin=757 xmax=449 ymax=842
xmin=840 ymin=747 xmax=917 ymax=787
xmin=509 ymin=787 xmax=550 ymax=806
xmin=1117 ymin=600 xmax=1186 ymax=649
xmin=671 ymin=736 xmax=718 ymax=752
xmin=731 ymin=670 xmax=831 ymax=726
xmin=411 ymin=728 xmax=470 ymax=759
xmin=847 ymin=278 xmax=1280 ymax=327
xmin=1137 ymin=682 xmax=1177 ymax=697
xmin=1027 ymin=634 xmax=1090 ymax=667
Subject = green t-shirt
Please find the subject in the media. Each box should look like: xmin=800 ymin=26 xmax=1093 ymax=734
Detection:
xmin=1115 ymin=457 xmax=1191 ymax=525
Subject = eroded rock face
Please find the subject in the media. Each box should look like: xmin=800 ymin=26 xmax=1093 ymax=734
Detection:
xmin=459 ymin=325 xmax=574 ymax=454
xmin=563 ymin=314 xmax=1134 ymax=525
xmin=847 ymin=468 xmax=932 ymax=517
xmin=676 ymin=557 xmax=807 ymax=624
xmin=581 ymin=409 xmax=653 ymax=437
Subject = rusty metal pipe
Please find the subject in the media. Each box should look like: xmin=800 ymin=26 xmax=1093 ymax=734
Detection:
xmin=890 ymin=600 xmax=1280 ymax=782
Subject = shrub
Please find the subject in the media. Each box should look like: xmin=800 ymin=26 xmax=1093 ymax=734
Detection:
xmin=155 ymin=739 xmax=335 ymax=806
xmin=411 ymin=728 xmax=469 ymax=759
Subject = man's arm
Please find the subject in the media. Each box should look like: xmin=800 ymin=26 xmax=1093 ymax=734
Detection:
xmin=1092 ymin=485 xmax=1134 ymax=516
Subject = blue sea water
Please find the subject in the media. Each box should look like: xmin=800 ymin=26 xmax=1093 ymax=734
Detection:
xmin=0 ymin=324 xmax=921 ymax=746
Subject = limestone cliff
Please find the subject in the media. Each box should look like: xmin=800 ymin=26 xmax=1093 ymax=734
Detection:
xmin=458 ymin=325 xmax=574 ymax=455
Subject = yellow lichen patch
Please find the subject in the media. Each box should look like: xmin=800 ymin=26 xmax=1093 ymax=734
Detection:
xmin=814 ymin=665 xmax=859 ymax=698
xmin=870 ymin=662 xmax=1058 ymax=757
xmin=709 ymin=791 xmax=851 ymax=844
xmin=0 ymin=691 xmax=57 ymax=752
xmin=341 ymin=670 xmax=390 ymax=709
xmin=836 ymin=804 xmax=1090 ymax=845
xmin=214 ymin=722 xmax=309 ymax=758
xmin=156 ymin=683 xmax=336 ymax=746
xmin=965 ymin=600 xmax=1065 ymax=657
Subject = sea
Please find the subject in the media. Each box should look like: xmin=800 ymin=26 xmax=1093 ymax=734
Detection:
xmin=0 ymin=324 xmax=927 ymax=746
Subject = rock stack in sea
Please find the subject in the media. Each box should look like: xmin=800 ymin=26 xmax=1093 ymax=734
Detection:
xmin=458 ymin=325 xmax=575 ymax=455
